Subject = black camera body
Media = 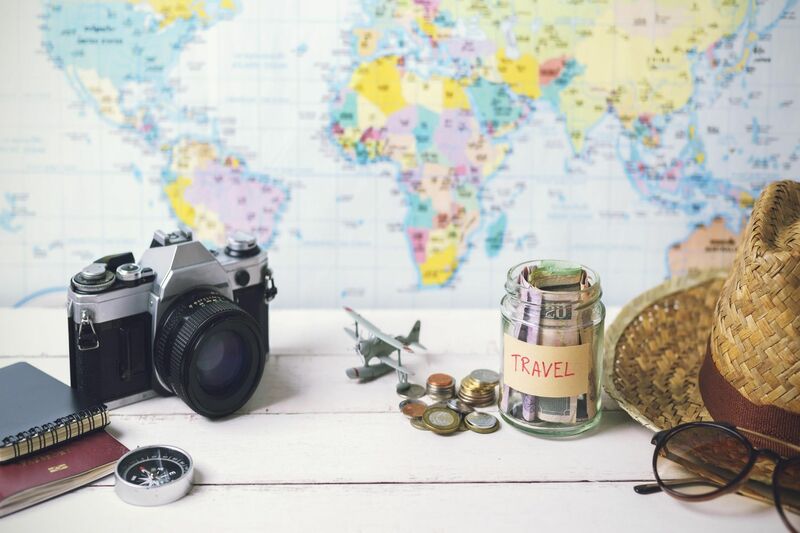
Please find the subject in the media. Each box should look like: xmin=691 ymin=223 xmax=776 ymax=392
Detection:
xmin=67 ymin=229 xmax=277 ymax=418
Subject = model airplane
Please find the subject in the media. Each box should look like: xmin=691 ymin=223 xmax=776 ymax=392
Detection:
xmin=343 ymin=307 xmax=426 ymax=385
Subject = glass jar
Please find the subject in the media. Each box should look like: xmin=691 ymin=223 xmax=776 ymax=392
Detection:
xmin=499 ymin=259 xmax=605 ymax=437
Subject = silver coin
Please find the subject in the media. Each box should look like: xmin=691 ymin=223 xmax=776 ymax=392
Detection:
xmin=397 ymin=383 xmax=426 ymax=399
xmin=447 ymin=398 xmax=474 ymax=414
xmin=428 ymin=391 xmax=454 ymax=401
xmin=470 ymin=369 xmax=500 ymax=384
xmin=465 ymin=411 xmax=499 ymax=430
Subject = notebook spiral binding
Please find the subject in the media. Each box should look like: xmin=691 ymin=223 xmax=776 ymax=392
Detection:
xmin=1 ymin=406 xmax=108 ymax=459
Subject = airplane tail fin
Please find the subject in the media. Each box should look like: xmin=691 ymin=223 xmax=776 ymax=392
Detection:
xmin=406 ymin=320 xmax=421 ymax=345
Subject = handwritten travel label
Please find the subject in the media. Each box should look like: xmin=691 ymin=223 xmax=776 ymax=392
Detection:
xmin=503 ymin=333 xmax=590 ymax=397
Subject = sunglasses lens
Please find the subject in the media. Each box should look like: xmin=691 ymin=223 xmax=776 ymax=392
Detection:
xmin=777 ymin=459 xmax=800 ymax=529
xmin=656 ymin=425 xmax=751 ymax=497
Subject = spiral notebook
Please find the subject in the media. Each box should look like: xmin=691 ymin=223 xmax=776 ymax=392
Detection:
xmin=0 ymin=363 xmax=108 ymax=464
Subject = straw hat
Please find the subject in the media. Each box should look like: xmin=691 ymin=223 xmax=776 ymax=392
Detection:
xmin=604 ymin=180 xmax=800 ymax=445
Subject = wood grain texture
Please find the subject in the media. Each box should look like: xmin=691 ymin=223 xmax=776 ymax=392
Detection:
xmin=1 ymin=483 xmax=782 ymax=532
xmin=0 ymin=308 xmax=778 ymax=532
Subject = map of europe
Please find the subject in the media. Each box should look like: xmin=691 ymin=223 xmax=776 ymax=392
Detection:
xmin=0 ymin=0 xmax=798 ymax=307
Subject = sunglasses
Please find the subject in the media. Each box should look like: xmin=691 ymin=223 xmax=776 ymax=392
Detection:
xmin=634 ymin=422 xmax=800 ymax=532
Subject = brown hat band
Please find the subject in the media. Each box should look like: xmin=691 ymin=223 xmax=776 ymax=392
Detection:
xmin=699 ymin=340 xmax=800 ymax=447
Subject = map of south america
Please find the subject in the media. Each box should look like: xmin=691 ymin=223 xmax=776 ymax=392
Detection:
xmin=42 ymin=0 xmax=288 ymax=248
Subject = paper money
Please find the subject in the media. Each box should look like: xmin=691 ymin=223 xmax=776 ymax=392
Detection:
xmin=508 ymin=262 xmax=593 ymax=425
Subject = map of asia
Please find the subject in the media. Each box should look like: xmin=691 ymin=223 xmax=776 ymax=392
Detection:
xmin=0 ymin=0 xmax=798 ymax=307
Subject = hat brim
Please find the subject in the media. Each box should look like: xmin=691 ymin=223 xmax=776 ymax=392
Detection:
xmin=603 ymin=270 xmax=729 ymax=432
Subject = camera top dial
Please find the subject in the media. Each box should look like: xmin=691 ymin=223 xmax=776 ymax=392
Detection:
xmin=71 ymin=263 xmax=116 ymax=293
xmin=224 ymin=231 xmax=259 ymax=258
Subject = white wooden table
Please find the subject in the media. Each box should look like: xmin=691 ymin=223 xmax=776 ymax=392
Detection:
xmin=0 ymin=308 xmax=784 ymax=532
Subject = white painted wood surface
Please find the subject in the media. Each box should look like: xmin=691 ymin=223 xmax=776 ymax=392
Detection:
xmin=0 ymin=309 xmax=784 ymax=532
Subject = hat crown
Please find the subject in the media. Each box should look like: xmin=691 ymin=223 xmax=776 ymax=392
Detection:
xmin=744 ymin=182 xmax=800 ymax=258
xmin=710 ymin=180 xmax=800 ymax=414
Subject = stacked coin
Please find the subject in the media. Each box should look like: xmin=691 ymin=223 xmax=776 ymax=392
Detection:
xmin=426 ymin=373 xmax=456 ymax=401
xmin=464 ymin=412 xmax=500 ymax=434
xmin=457 ymin=369 xmax=500 ymax=407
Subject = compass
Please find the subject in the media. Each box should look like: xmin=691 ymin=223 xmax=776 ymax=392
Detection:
xmin=114 ymin=445 xmax=194 ymax=506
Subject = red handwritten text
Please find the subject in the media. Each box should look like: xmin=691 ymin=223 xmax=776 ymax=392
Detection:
xmin=510 ymin=353 xmax=576 ymax=379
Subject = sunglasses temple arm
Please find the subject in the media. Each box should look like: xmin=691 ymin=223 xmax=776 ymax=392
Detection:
xmin=634 ymin=477 xmax=726 ymax=495
xmin=633 ymin=482 xmax=663 ymax=495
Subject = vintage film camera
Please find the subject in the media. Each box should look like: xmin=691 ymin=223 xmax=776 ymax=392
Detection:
xmin=67 ymin=229 xmax=277 ymax=418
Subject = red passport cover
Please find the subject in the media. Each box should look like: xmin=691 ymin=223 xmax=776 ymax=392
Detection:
xmin=0 ymin=430 xmax=127 ymax=505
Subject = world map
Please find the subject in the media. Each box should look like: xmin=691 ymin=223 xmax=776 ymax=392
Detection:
xmin=0 ymin=0 xmax=798 ymax=308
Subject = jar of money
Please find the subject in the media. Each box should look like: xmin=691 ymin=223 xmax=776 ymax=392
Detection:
xmin=499 ymin=260 xmax=605 ymax=436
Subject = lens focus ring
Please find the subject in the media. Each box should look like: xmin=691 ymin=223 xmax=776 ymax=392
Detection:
xmin=154 ymin=291 xmax=265 ymax=417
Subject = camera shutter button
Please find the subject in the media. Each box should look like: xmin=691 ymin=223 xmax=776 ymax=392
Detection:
xmin=116 ymin=263 xmax=143 ymax=281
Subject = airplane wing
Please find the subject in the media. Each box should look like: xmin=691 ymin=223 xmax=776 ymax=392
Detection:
xmin=343 ymin=307 xmax=413 ymax=353
xmin=377 ymin=355 xmax=414 ymax=376
xmin=373 ymin=331 xmax=414 ymax=353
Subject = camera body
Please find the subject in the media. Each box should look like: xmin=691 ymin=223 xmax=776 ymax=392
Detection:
xmin=67 ymin=229 xmax=276 ymax=417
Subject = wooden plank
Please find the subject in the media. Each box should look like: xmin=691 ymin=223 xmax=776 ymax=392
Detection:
xmin=85 ymin=411 xmax=655 ymax=484
xmin=0 ymin=308 xmax=781 ymax=531
xmin=1 ymin=482 xmax=778 ymax=532
xmin=0 ymin=306 xmax=622 ymax=414
xmin=0 ymin=354 xmax=622 ymax=415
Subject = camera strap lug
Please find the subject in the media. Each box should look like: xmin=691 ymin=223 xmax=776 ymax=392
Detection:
xmin=264 ymin=268 xmax=278 ymax=303
xmin=77 ymin=309 xmax=100 ymax=351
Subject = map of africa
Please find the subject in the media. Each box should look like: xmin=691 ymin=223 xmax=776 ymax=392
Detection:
xmin=0 ymin=0 xmax=798 ymax=308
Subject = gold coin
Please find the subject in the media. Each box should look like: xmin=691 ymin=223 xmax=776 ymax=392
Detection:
xmin=422 ymin=407 xmax=461 ymax=434
xmin=410 ymin=417 xmax=430 ymax=431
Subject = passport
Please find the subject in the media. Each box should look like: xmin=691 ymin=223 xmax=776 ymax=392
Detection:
xmin=0 ymin=430 xmax=128 ymax=517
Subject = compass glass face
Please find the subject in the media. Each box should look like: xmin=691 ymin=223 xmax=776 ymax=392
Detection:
xmin=118 ymin=447 xmax=191 ymax=488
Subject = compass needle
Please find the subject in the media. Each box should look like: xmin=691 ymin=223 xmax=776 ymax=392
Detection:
xmin=115 ymin=445 xmax=194 ymax=506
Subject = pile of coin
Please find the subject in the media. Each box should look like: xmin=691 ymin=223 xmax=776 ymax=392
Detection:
xmin=399 ymin=370 xmax=500 ymax=436
xmin=426 ymin=373 xmax=455 ymax=400
xmin=457 ymin=369 xmax=500 ymax=407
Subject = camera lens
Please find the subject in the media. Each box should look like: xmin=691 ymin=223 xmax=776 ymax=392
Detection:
xmin=194 ymin=330 xmax=246 ymax=394
xmin=153 ymin=291 xmax=265 ymax=418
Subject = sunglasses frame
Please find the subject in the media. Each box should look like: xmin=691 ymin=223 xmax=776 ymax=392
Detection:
xmin=650 ymin=421 xmax=800 ymax=532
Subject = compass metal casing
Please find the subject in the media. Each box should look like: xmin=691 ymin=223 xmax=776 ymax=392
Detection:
xmin=115 ymin=445 xmax=194 ymax=506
